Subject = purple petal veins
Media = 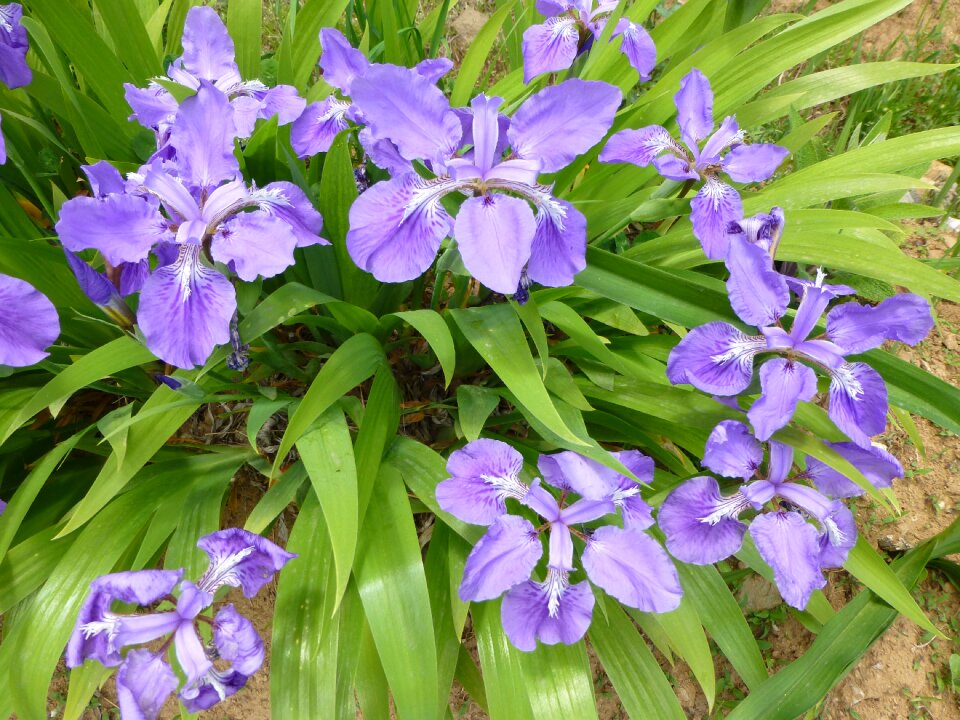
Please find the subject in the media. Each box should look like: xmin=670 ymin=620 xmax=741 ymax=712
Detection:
xmin=666 ymin=321 xmax=764 ymax=395
xmin=749 ymin=511 xmax=826 ymax=610
xmin=459 ymin=514 xmax=544 ymax=602
xmin=659 ymin=476 xmax=750 ymax=564
xmin=196 ymin=528 xmax=297 ymax=598
xmin=437 ymin=438 xmax=529 ymax=525
xmin=521 ymin=17 xmax=580 ymax=83
xmin=501 ymin=570 xmax=594 ymax=651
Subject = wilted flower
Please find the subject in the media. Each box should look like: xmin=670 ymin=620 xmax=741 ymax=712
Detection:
xmin=125 ymin=6 xmax=305 ymax=143
xmin=437 ymin=439 xmax=682 ymax=651
xmin=658 ymin=420 xmax=873 ymax=609
xmin=666 ymin=215 xmax=934 ymax=447
xmin=66 ymin=529 xmax=295 ymax=718
xmin=599 ymin=68 xmax=789 ymax=259
xmin=522 ymin=1 xmax=655 ymax=83
xmin=345 ymin=68 xmax=622 ymax=294
xmin=56 ymin=83 xmax=325 ymax=368
xmin=0 ymin=272 xmax=59 ymax=367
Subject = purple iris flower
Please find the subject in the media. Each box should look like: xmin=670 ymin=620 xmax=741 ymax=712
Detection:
xmin=667 ymin=213 xmax=934 ymax=447
xmin=437 ymin=439 xmax=682 ymax=651
xmin=55 ymin=83 xmax=325 ymax=368
xmin=290 ymin=28 xmax=453 ymax=162
xmin=599 ymin=68 xmax=790 ymax=259
xmin=0 ymin=3 xmax=32 ymax=164
xmin=125 ymin=6 xmax=305 ymax=143
xmin=658 ymin=420 xmax=862 ymax=609
xmin=522 ymin=1 xmax=656 ymax=83
xmin=0 ymin=272 xmax=59 ymax=367
xmin=66 ymin=529 xmax=295 ymax=719
xmin=62 ymin=161 xmax=150 ymax=328
xmin=345 ymin=68 xmax=621 ymax=294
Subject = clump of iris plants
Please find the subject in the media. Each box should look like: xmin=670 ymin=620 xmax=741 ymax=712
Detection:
xmin=437 ymin=439 xmax=681 ymax=650
xmin=66 ymin=529 xmax=294 ymax=718
xmin=0 ymin=0 xmax=951 ymax=718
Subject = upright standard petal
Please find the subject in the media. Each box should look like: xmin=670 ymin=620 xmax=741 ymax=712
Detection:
xmin=581 ymin=526 xmax=683 ymax=612
xmin=721 ymin=144 xmax=789 ymax=183
xmin=318 ymin=28 xmax=369 ymax=94
xmin=598 ymin=125 xmax=677 ymax=167
xmin=125 ymin=83 xmax=178 ymax=129
xmin=116 ymin=650 xmax=179 ymax=720
xmin=749 ymin=511 xmax=826 ymax=610
xmin=437 ymin=438 xmax=528 ymax=525
xmin=414 ymin=57 xmax=454 ymax=84
xmin=56 ymin=194 xmax=171 ymax=266
xmin=469 ymin=94 xmax=504 ymax=175
xmin=136 ymin=246 xmax=236 ymax=368
xmin=501 ymin=573 xmax=594 ymax=651
xmin=256 ymin=85 xmax=306 ymax=126
xmin=169 ymin=82 xmax=239 ymax=190
xmin=508 ymin=79 xmax=622 ymax=173
xmin=790 ymin=284 xmax=834 ymax=343
xmin=66 ymin=569 xmax=184 ymax=668
xmin=536 ymin=0 xmax=574 ymax=14
xmin=674 ymin=68 xmax=714 ymax=149
xmin=767 ymin=440 xmax=795 ymax=486
xmin=454 ymin=194 xmax=536 ymax=294
xmin=538 ymin=450 xmax=616 ymax=499
xmin=211 ymin=210 xmax=299 ymax=281
xmin=526 ymin=198 xmax=587 ymax=287
xmin=358 ymin=127 xmax=412 ymax=177
xmin=0 ymin=274 xmax=59 ymax=367
xmin=653 ymin=153 xmax=699 ymax=181
xmin=828 ymin=362 xmax=888 ymax=448
xmin=702 ymin=420 xmax=763 ymax=480
xmin=459 ymin=514 xmax=543 ymax=602
xmin=83 ymin=160 xmax=127 ymax=197
xmin=290 ymin=97 xmax=350 ymax=157
xmin=180 ymin=6 xmax=239 ymax=84
xmin=666 ymin=322 xmax=763 ymax=395
xmin=805 ymin=441 xmax=902 ymax=498
xmin=521 ymin=18 xmax=579 ymax=84
xmin=174 ymin=622 xmax=214 ymax=695
xmin=612 ymin=19 xmax=656 ymax=80
xmin=347 ymin=175 xmax=454 ymax=283
xmin=731 ymin=207 xmax=784 ymax=253
xmin=699 ymin=116 xmax=742 ymax=165
xmin=0 ymin=2 xmax=31 ymax=89
xmin=196 ymin=528 xmax=296 ymax=597
xmin=350 ymin=64 xmax=461 ymax=165
xmin=690 ymin=179 xmax=743 ymax=260
xmin=725 ymin=235 xmax=789 ymax=327
xmin=658 ymin=476 xmax=749 ymax=564
xmin=747 ymin=359 xmax=817 ymax=441
xmin=826 ymin=293 xmax=934 ymax=355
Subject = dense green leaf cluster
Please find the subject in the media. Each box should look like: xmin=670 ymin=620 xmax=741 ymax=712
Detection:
xmin=0 ymin=0 xmax=958 ymax=718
